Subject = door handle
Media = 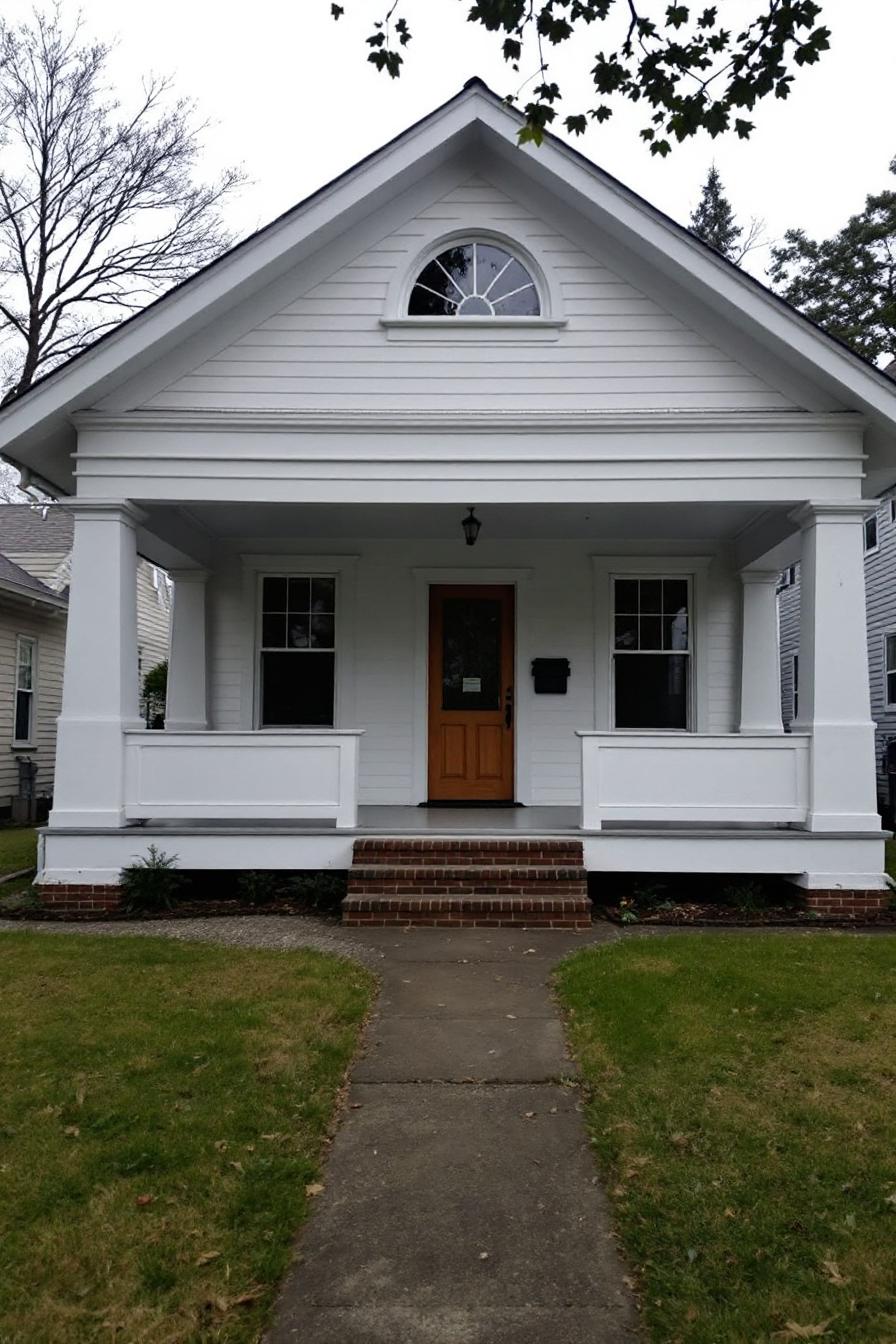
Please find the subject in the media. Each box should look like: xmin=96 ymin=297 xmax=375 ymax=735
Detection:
xmin=505 ymin=687 xmax=513 ymax=729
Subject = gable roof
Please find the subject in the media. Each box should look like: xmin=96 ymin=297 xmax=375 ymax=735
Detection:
xmin=2 ymin=77 xmax=896 ymax=495
xmin=0 ymin=504 xmax=73 ymax=551
xmin=0 ymin=551 xmax=67 ymax=610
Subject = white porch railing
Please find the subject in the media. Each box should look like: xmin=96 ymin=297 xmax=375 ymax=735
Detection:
xmin=577 ymin=732 xmax=810 ymax=830
xmin=123 ymin=730 xmax=364 ymax=828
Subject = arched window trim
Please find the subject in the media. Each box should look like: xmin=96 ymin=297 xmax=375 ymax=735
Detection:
xmin=408 ymin=239 xmax=541 ymax=318
xmin=380 ymin=229 xmax=566 ymax=340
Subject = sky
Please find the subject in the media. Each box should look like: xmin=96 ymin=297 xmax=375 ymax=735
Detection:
xmin=4 ymin=0 xmax=896 ymax=277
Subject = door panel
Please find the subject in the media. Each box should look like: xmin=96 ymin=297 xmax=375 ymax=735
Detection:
xmin=428 ymin=585 xmax=514 ymax=801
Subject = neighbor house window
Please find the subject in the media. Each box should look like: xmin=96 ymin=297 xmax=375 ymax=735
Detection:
xmin=13 ymin=636 xmax=35 ymax=745
xmin=890 ymin=498 xmax=896 ymax=525
xmin=408 ymin=242 xmax=540 ymax=317
xmin=776 ymin=564 xmax=796 ymax=592
xmin=864 ymin=513 xmax=879 ymax=553
xmin=791 ymin=653 xmax=799 ymax=721
xmin=885 ymin=634 xmax=896 ymax=708
xmin=259 ymin=576 xmax=335 ymax=726
xmin=612 ymin=577 xmax=690 ymax=730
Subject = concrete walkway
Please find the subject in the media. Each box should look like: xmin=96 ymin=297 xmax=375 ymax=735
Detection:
xmin=266 ymin=925 xmax=640 ymax=1344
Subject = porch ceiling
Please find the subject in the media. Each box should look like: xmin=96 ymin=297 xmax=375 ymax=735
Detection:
xmin=145 ymin=500 xmax=777 ymax=545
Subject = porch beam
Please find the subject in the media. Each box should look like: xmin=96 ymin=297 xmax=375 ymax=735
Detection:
xmin=738 ymin=570 xmax=783 ymax=734
xmin=165 ymin=569 xmax=209 ymax=731
xmin=792 ymin=502 xmax=880 ymax=832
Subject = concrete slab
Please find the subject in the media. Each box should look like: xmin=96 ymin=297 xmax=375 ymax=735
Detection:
xmin=266 ymin=1084 xmax=639 ymax=1343
xmin=353 ymin=1014 xmax=574 ymax=1083
xmin=377 ymin=960 xmax=559 ymax=1018
xmin=342 ymin=925 xmax=613 ymax=964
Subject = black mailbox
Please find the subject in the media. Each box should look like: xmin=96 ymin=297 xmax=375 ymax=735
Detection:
xmin=531 ymin=658 xmax=570 ymax=694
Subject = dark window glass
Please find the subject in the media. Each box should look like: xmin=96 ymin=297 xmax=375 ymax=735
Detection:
xmin=615 ymin=655 xmax=689 ymax=730
xmin=441 ymin=598 xmax=501 ymax=711
xmin=262 ymin=576 xmax=287 ymax=610
xmin=614 ymin=613 xmax=637 ymax=649
xmin=614 ymin=579 xmax=638 ymax=613
xmin=639 ymin=615 xmax=662 ymax=650
xmin=262 ymin=614 xmax=286 ymax=648
xmin=408 ymin=243 xmax=539 ymax=318
xmin=864 ymin=514 xmax=878 ymax=552
xmin=287 ymin=616 xmax=309 ymax=648
xmin=14 ymin=690 xmax=32 ymax=742
xmin=261 ymin=652 xmax=334 ymax=727
xmin=312 ymin=577 xmax=335 ymax=612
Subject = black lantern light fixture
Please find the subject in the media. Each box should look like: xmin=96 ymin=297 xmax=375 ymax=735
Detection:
xmin=461 ymin=506 xmax=482 ymax=547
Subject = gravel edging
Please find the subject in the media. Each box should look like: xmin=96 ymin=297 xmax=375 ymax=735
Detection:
xmin=0 ymin=914 xmax=385 ymax=966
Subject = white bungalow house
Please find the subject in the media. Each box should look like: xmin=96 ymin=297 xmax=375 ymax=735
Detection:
xmin=0 ymin=79 xmax=894 ymax=923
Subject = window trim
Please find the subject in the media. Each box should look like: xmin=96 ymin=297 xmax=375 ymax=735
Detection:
xmin=610 ymin=572 xmax=695 ymax=733
xmin=864 ymin=512 xmax=879 ymax=555
xmin=240 ymin=554 xmax=358 ymax=731
xmin=883 ymin=630 xmax=896 ymax=709
xmin=12 ymin=634 xmax=37 ymax=748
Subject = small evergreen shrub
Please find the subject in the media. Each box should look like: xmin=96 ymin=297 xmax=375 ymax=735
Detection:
xmin=283 ymin=871 xmax=347 ymax=914
xmin=235 ymin=871 xmax=282 ymax=905
xmin=120 ymin=845 xmax=185 ymax=912
xmin=720 ymin=879 xmax=767 ymax=914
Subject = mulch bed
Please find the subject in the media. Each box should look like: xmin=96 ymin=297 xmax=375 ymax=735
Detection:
xmin=0 ymin=897 xmax=342 ymax=923
xmin=602 ymin=902 xmax=896 ymax=928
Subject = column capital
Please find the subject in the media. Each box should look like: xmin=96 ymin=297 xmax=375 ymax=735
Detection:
xmin=68 ymin=498 xmax=147 ymax=527
xmin=790 ymin=501 xmax=875 ymax=530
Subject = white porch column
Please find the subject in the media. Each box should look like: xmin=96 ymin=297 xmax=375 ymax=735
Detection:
xmin=793 ymin=503 xmax=879 ymax=832
xmin=738 ymin=569 xmax=783 ymax=733
xmin=50 ymin=502 xmax=143 ymax=829
xmin=165 ymin=569 xmax=208 ymax=731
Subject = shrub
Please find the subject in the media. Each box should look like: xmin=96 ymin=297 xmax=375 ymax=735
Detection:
xmin=720 ymin=879 xmax=767 ymax=914
xmin=120 ymin=845 xmax=185 ymax=912
xmin=283 ymin=871 xmax=347 ymax=914
xmin=235 ymin=871 xmax=282 ymax=905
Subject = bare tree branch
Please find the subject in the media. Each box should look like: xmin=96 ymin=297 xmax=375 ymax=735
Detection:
xmin=0 ymin=5 xmax=244 ymax=402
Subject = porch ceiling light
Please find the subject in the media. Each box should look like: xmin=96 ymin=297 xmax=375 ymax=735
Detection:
xmin=462 ymin=506 xmax=482 ymax=547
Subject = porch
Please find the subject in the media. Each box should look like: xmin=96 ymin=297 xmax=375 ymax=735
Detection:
xmin=37 ymin=492 xmax=890 ymax=898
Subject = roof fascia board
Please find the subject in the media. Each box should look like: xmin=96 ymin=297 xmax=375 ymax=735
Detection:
xmin=0 ymin=91 xmax=486 ymax=450
xmin=473 ymin=104 xmax=896 ymax=430
xmin=0 ymin=575 xmax=67 ymax=610
xmin=98 ymin=157 xmax=477 ymax=413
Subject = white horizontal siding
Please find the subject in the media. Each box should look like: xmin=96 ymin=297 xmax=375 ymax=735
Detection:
xmin=0 ymin=605 xmax=66 ymax=808
xmin=206 ymin=539 xmax=740 ymax=806
xmin=144 ymin=175 xmax=794 ymax=414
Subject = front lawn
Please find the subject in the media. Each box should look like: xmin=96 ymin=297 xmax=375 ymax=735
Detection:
xmin=555 ymin=935 xmax=896 ymax=1343
xmin=0 ymin=931 xmax=375 ymax=1343
xmin=0 ymin=824 xmax=37 ymax=877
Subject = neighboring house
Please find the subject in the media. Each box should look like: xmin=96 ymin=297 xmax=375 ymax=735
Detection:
xmin=779 ymin=487 xmax=896 ymax=819
xmin=1 ymin=80 xmax=895 ymax=919
xmin=0 ymin=505 xmax=171 ymax=814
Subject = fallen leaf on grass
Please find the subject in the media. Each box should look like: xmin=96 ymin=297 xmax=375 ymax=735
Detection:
xmin=820 ymin=1259 xmax=849 ymax=1286
xmin=135 ymin=1194 xmax=155 ymax=1207
xmin=773 ymin=1322 xmax=833 ymax=1340
xmin=63 ymin=1125 xmax=80 ymax=1138
xmin=305 ymin=1182 xmax=325 ymax=1198
xmin=229 ymin=1161 xmax=244 ymax=1174
xmin=213 ymin=1140 xmax=228 ymax=1153
xmin=209 ymin=1286 xmax=266 ymax=1313
xmin=196 ymin=1250 xmax=222 ymax=1266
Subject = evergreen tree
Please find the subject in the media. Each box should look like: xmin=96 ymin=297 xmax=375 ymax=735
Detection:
xmin=690 ymin=166 xmax=744 ymax=261
xmin=769 ymin=158 xmax=896 ymax=364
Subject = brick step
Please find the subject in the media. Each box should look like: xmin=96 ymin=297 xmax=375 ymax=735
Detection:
xmin=350 ymin=865 xmax=587 ymax=884
xmin=342 ymin=890 xmax=592 ymax=929
xmin=353 ymin=838 xmax=584 ymax=866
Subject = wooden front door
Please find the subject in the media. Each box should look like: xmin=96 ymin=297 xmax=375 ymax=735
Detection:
xmin=428 ymin=585 xmax=514 ymax=802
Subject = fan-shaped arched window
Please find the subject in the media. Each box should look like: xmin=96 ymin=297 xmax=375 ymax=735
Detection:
xmin=408 ymin=242 xmax=540 ymax=317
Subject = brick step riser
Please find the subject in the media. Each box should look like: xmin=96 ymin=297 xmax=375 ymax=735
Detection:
xmin=350 ymin=866 xmax=586 ymax=882
xmin=344 ymin=897 xmax=590 ymax=913
xmin=348 ymin=888 xmax=588 ymax=900
xmin=354 ymin=854 xmax=584 ymax=868
xmin=354 ymin=840 xmax=582 ymax=857
xmin=343 ymin=912 xmax=593 ymax=929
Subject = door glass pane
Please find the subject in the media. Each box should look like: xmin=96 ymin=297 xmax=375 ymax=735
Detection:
xmin=442 ymin=598 xmax=501 ymax=711
xmin=615 ymin=655 xmax=689 ymax=729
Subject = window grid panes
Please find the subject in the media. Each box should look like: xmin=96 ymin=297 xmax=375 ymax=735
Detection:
xmin=408 ymin=242 xmax=540 ymax=318
xmin=13 ymin=636 xmax=35 ymax=744
xmin=886 ymin=634 xmax=896 ymax=707
xmin=612 ymin=578 xmax=691 ymax=731
xmin=864 ymin=514 xmax=878 ymax=552
xmin=259 ymin=576 xmax=336 ymax=727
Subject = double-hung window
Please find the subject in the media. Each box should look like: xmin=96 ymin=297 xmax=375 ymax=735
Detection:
xmin=864 ymin=513 xmax=879 ymax=553
xmin=885 ymin=634 xmax=896 ymax=709
xmin=259 ymin=576 xmax=336 ymax=726
xmin=612 ymin=577 xmax=690 ymax=729
xmin=13 ymin=636 xmax=36 ymax=745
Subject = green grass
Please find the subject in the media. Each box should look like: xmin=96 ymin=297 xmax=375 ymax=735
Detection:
xmin=0 ymin=825 xmax=37 ymax=876
xmin=555 ymin=935 xmax=896 ymax=1343
xmin=0 ymin=931 xmax=376 ymax=1343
